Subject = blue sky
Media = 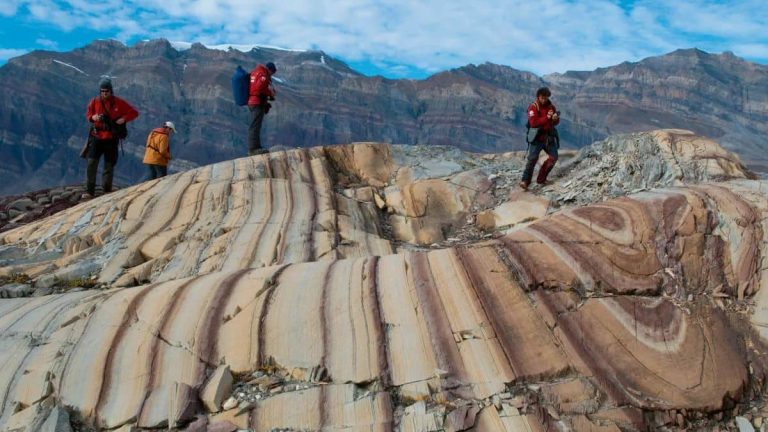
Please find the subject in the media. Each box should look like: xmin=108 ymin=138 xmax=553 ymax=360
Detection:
xmin=1 ymin=0 xmax=766 ymax=78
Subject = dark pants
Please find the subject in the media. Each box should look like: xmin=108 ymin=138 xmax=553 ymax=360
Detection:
xmin=248 ymin=104 xmax=267 ymax=155
xmin=86 ymin=138 xmax=119 ymax=195
xmin=522 ymin=138 xmax=559 ymax=184
xmin=145 ymin=164 xmax=168 ymax=181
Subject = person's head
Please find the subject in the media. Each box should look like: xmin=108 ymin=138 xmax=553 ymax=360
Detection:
xmin=164 ymin=121 xmax=177 ymax=134
xmin=265 ymin=62 xmax=277 ymax=75
xmin=99 ymin=78 xmax=113 ymax=98
xmin=536 ymin=87 xmax=551 ymax=104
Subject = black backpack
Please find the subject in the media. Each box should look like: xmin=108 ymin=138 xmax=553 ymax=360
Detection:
xmin=99 ymin=98 xmax=128 ymax=140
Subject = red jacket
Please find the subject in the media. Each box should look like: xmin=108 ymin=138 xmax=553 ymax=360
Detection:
xmin=248 ymin=64 xmax=275 ymax=106
xmin=527 ymin=100 xmax=559 ymax=142
xmin=86 ymin=95 xmax=139 ymax=140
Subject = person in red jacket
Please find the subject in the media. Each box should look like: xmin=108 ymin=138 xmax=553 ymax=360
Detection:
xmin=247 ymin=62 xmax=276 ymax=155
xmin=520 ymin=87 xmax=560 ymax=190
xmin=83 ymin=78 xmax=139 ymax=198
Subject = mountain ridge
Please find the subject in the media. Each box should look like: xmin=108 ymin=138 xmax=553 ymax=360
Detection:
xmin=0 ymin=38 xmax=766 ymax=195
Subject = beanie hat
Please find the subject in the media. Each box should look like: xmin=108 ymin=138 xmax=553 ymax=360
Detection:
xmin=265 ymin=62 xmax=276 ymax=73
xmin=99 ymin=78 xmax=113 ymax=92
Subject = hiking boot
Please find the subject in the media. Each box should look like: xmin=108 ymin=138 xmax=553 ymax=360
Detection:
xmin=80 ymin=192 xmax=94 ymax=200
xmin=518 ymin=181 xmax=530 ymax=191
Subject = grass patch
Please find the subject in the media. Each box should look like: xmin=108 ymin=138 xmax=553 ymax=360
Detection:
xmin=54 ymin=277 xmax=101 ymax=289
xmin=0 ymin=273 xmax=31 ymax=285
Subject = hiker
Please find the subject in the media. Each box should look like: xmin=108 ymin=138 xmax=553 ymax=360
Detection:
xmin=247 ymin=61 xmax=276 ymax=156
xmin=143 ymin=121 xmax=177 ymax=180
xmin=520 ymin=87 xmax=560 ymax=190
xmin=83 ymin=78 xmax=139 ymax=199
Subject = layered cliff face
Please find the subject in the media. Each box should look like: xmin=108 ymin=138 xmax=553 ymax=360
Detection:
xmin=0 ymin=130 xmax=767 ymax=431
xmin=0 ymin=40 xmax=766 ymax=195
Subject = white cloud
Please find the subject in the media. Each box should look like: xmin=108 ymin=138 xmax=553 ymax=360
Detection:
xmin=0 ymin=0 xmax=23 ymax=16
xmin=733 ymin=44 xmax=768 ymax=60
xmin=35 ymin=38 xmax=59 ymax=49
xmin=6 ymin=0 xmax=768 ymax=76
xmin=0 ymin=48 xmax=28 ymax=61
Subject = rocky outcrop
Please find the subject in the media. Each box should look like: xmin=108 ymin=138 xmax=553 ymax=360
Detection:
xmin=1 ymin=40 xmax=767 ymax=196
xmin=0 ymin=130 xmax=767 ymax=431
xmin=0 ymin=184 xmax=118 ymax=234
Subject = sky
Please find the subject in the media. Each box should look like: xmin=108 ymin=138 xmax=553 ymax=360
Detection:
xmin=1 ymin=0 xmax=767 ymax=78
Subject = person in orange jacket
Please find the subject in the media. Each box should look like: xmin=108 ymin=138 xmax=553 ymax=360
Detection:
xmin=143 ymin=121 xmax=176 ymax=180
xmin=247 ymin=62 xmax=276 ymax=155
xmin=84 ymin=78 xmax=139 ymax=198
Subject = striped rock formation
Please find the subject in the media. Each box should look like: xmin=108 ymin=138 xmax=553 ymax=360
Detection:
xmin=0 ymin=129 xmax=767 ymax=431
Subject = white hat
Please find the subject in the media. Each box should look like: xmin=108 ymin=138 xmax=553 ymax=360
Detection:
xmin=164 ymin=121 xmax=177 ymax=133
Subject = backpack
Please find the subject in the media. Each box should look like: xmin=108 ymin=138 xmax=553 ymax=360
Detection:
xmin=232 ymin=65 xmax=250 ymax=106
xmin=99 ymin=98 xmax=128 ymax=140
xmin=525 ymin=121 xmax=539 ymax=144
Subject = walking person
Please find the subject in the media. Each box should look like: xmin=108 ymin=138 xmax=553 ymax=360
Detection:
xmin=83 ymin=78 xmax=139 ymax=199
xmin=143 ymin=121 xmax=176 ymax=180
xmin=520 ymin=87 xmax=560 ymax=190
xmin=247 ymin=62 xmax=276 ymax=155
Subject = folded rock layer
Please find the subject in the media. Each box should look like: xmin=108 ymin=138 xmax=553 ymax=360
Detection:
xmin=0 ymin=130 xmax=766 ymax=431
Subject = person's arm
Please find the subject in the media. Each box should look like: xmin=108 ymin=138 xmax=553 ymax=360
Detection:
xmin=528 ymin=104 xmax=548 ymax=128
xmin=551 ymin=104 xmax=560 ymax=126
xmin=254 ymin=72 xmax=271 ymax=98
xmin=158 ymin=134 xmax=171 ymax=162
xmin=115 ymin=98 xmax=139 ymax=124
xmin=86 ymin=98 xmax=99 ymax=122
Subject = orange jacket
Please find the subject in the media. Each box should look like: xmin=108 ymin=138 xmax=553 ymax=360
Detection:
xmin=143 ymin=128 xmax=171 ymax=166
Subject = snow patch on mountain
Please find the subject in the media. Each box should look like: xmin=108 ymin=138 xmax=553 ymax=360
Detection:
xmin=169 ymin=41 xmax=307 ymax=53
xmin=52 ymin=59 xmax=88 ymax=75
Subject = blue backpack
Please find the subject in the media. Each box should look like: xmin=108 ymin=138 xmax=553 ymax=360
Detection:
xmin=231 ymin=65 xmax=250 ymax=106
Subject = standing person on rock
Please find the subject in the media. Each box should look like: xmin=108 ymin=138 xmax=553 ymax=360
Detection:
xmin=83 ymin=78 xmax=139 ymax=199
xmin=520 ymin=87 xmax=560 ymax=191
xmin=247 ymin=61 xmax=277 ymax=156
xmin=143 ymin=121 xmax=177 ymax=180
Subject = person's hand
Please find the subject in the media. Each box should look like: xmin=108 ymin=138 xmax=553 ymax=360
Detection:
xmin=552 ymin=112 xmax=559 ymax=120
xmin=547 ymin=111 xmax=554 ymax=119
xmin=91 ymin=114 xmax=101 ymax=121
xmin=116 ymin=118 xmax=125 ymax=125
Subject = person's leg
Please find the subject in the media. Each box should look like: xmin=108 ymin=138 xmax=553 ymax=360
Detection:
xmin=536 ymin=140 xmax=559 ymax=184
xmin=86 ymin=158 xmax=99 ymax=195
xmin=248 ymin=105 xmax=266 ymax=155
xmin=520 ymin=142 xmax=544 ymax=187
xmin=145 ymin=164 xmax=157 ymax=181
xmin=158 ymin=165 xmax=168 ymax=177
xmin=102 ymin=139 xmax=119 ymax=193
xmin=85 ymin=139 xmax=104 ymax=196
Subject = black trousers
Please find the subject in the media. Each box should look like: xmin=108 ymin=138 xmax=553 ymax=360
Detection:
xmin=145 ymin=164 xmax=168 ymax=181
xmin=86 ymin=138 xmax=119 ymax=195
xmin=248 ymin=104 xmax=267 ymax=155
xmin=521 ymin=138 xmax=559 ymax=184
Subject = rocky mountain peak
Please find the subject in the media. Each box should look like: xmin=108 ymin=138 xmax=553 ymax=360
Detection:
xmin=0 ymin=131 xmax=767 ymax=431
xmin=0 ymin=40 xmax=766 ymax=197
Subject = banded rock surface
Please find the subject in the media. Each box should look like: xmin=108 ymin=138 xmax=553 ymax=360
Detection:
xmin=0 ymin=130 xmax=767 ymax=431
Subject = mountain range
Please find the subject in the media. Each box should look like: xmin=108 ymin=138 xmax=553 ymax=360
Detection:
xmin=0 ymin=38 xmax=766 ymax=195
